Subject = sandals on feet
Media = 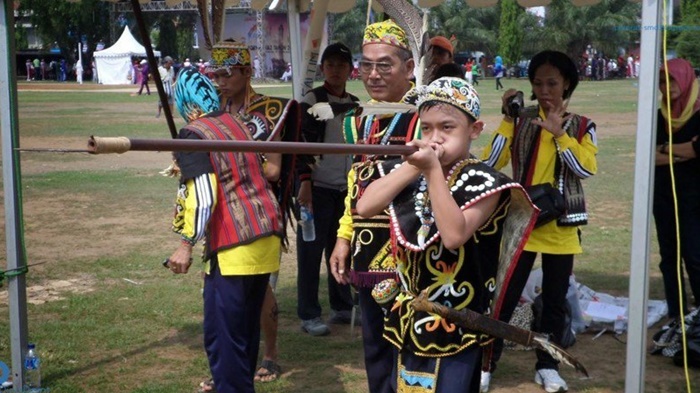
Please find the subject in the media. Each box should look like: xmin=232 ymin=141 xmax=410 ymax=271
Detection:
xmin=197 ymin=378 xmax=216 ymax=393
xmin=254 ymin=359 xmax=282 ymax=383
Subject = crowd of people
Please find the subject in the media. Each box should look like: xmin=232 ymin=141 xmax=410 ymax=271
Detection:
xmin=153 ymin=16 xmax=697 ymax=393
xmin=578 ymin=54 xmax=640 ymax=81
xmin=23 ymin=58 xmax=85 ymax=82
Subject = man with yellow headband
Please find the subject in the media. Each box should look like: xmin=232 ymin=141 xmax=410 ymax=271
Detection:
xmin=328 ymin=19 xmax=420 ymax=393
xmin=203 ymin=39 xmax=301 ymax=387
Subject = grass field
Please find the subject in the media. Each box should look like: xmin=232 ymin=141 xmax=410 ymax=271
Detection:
xmin=0 ymin=77 xmax=695 ymax=392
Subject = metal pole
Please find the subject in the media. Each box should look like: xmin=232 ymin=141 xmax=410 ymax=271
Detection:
xmin=625 ymin=1 xmax=663 ymax=391
xmin=299 ymin=0 xmax=329 ymax=97
xmin=0 ymin=0 xmax=29 ymax=390
xmin=286 ymin=0 xmax=303 ymax=101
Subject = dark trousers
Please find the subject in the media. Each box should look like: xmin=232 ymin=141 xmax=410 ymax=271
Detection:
xmin=654 ymin=187 xmax=700 ymax=318
xmin=138 ymin=78 xmax=150 ymax=95
xmin=203 ymin=257 xmax=269 ymax=393
xmin=297 ymin=186 xmax=354 ymax=320
xmin=496 ymin=77 xmax=503 ymax=90
xmin=359 ymin=287 xmax=395 ymax=393
xmin=392 ymin=347 xmax=481 ymax=393
xmin=485 ymin=251 xmax=573 ymax=371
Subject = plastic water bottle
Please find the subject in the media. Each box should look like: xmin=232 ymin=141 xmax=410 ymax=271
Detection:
xmin=299 ymin=205 xmax=316 ymax=242
xmin=24 ymin=343 xmax=41 ymax=391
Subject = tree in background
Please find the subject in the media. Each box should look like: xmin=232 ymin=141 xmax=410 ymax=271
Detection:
xmin=157 ymin=15 xmax=178 ymax=61
xmin=15 ymin=24 xmax=29 ymax=51
xmin=430 ymin=1 xmax=500 ymax=58
xmin=532 ymin=0 xmax=640 ymax=62
xmin=675 ymin=0 xmax=700 ymax=66
xmin=328 ymin=0 xmax=367 ymax=57
xmin=498 ymin=0 xmax=524 ymax=69
xmin=175 ymin=13 xmax=199 ymax=63
xmin=17 ymin=0 xmax=110 ymax=63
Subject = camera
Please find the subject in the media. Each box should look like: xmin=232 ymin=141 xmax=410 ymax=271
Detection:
xmin=502 ymin=91 xmax=524 ymax=118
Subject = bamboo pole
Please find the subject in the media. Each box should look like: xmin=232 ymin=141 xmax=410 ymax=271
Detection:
xmin=87 ymin=136 xmax=418 ymax=156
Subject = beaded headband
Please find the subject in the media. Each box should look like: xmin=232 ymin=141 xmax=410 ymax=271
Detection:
xmin=362 ymin=20 xmax=409 ymax=52
xmin=205 ymin=40 xmax=252 ymax=74
xmin=403 ymin=77 xmax=480 ymax=120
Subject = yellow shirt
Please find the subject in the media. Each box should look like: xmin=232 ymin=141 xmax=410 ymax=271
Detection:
xmin=481 ymin=109 xmax=598 ymax=254
xmin=337 ymin=167 xmax=355 ymax=241
xmin=205 ymin=236 xmax=281 ymax=275
xmin=174 ymin=174 xmax=281 ymax=275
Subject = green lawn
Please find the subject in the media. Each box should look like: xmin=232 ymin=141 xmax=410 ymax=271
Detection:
xmin=0 ymin=79 xmax=691 ymax=392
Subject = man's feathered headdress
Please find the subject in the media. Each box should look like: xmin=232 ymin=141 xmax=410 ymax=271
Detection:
xmin=375 ymin=0 xmax=432 ymax=85
xmin=196 ymin=0 xmax=227 ymax=50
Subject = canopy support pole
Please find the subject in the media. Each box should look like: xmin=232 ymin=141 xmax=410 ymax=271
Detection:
xmin=298 ymin=0 xmax=329 ymax=98
xmin=625 ymin=0 xmax=663 ymax=391
xmin=0 ymin=0 xmax=29 ymax=390
xmin=286 ymin=0 xmax=303 ymax=101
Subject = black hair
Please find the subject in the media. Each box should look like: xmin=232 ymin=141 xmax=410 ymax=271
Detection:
xmin=419 ymin=100 xmax=476 ymax=124
xmin=432 ymin=63 xmax=465 ymax=81
xmin=527 ymin=50 xmax=579 ymax=100
xmin=395 ymin=47 xmax=413 ymax=62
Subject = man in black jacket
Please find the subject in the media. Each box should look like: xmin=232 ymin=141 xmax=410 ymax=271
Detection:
xmin=296 ymin=43 xmax=358 ymax=336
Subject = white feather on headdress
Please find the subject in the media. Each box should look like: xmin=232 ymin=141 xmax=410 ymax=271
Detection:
xmin=308 ymin=102 xmax=416 ymax=121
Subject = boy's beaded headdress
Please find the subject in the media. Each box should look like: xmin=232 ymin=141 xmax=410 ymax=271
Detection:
xmin=404 ymin=77 xmax=480 ymax=120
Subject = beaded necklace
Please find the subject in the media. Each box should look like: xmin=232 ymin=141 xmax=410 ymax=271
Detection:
xmin=225 ymin=99 xmax=246 ymax=116
xmin=551 ymin=114 xmax=574 ymax=194
xmin=414 ymin=176 xmax=432 ymax=247
xmin=413 ymin=158 xmax=489 ymax=248
xmin=363 ymin=113 xmax=401 ymax=149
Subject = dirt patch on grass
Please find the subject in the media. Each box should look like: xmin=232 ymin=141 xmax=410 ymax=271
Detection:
xmin=0 ymin=274 xmax=101 ymax=305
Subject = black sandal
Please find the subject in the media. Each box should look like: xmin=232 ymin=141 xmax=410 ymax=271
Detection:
xmin=254 ymin=359 xmax=282 ymax=383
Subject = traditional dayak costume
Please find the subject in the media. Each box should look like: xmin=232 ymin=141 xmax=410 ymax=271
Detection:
xmin=205 ymin=40 xmax=302 ymax=238
xmin=343 ymin=110 xmax=420 ymax=287
xmin=480 ymin=52 xmax=597 ymax=386
xmin=508 ymin=106 xmax=591 ymax=227
xmin=338 ymin=19 xmax=421 ymax=289
xmin=334 ymin=20 xmax=422 ymax=393
xmin=171 ymin=68 xmax=283 ymax=393
xmin=368 ymin=78 xmax=536 ymax=392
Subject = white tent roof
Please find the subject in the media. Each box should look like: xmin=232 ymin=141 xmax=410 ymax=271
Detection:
xmin=93 ymin=26 xmax=160 ymax=58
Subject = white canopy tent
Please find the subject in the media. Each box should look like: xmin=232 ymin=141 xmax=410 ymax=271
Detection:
xmin=93 ymin=26 xmax=161 ymax=84
xmin=0 ymin=0 xmax=667 ymax=391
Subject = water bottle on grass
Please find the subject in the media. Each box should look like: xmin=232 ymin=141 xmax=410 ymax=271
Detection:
xmin=299 ymin=205 xmax=316 ymax=242
xmin=24 ymin=343 xmax=41 ymax=391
